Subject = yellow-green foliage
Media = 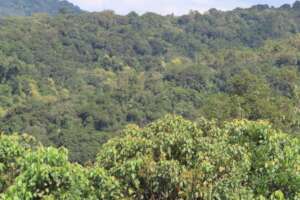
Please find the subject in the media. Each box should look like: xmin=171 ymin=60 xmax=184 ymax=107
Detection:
xmin=96 ymin=115 xmax=300 ymax=200
xmin=3 ymin=116 xmax=298 ymax=199
xmin=0 ymin=133 xmax=122 ymax=200
xmin=28 ymin=80 xmax=40 ymax=98
xmin=0 ymin=107 xmax=6 ymax=118
xmin=28 ymin=80 xmax=58 ymax=104
xmin=171 ymin=57 xmax=183 ymax=65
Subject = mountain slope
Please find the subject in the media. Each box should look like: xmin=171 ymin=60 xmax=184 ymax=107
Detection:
xmin=1 ymin=2 xmax=300 ymax=162
xmin=0 ymin=0 xmax=81 ymax=16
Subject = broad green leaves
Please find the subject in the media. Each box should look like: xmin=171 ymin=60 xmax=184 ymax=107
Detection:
xmin=0 ymin=116 xmax=299 ymax=199
xmin=96 ymin=115 xmax=300 ymax=199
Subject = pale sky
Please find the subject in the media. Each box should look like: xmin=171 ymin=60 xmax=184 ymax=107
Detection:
xmin=68 ymin=0 xmax=296 ymax=15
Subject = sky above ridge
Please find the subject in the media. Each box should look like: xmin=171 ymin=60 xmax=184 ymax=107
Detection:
xmin=68 ymin=0 xmax=296 ymax=15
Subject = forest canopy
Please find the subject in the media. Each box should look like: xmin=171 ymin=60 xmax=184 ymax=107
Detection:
xmin=1 ymin=115 xmax=299 ymax=199
xmin=0 ymin=1 xmax=300 ymax=199
xmin=1 ymin=2 xmax=300 ymax=163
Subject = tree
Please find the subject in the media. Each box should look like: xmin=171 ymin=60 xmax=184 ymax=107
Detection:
xmin=96 ymin=115 xmax=300 ymax=199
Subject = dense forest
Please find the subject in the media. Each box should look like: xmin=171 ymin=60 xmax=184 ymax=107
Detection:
xmin=0 ymin=0 xmax=300 ymax=199
xmin=1 ymin=116 xmax=299 ymax=199
xmin=0 ymin=0 xmax=81 ymax=16
xmin=1 ymin=2 xmax=300 ymax=162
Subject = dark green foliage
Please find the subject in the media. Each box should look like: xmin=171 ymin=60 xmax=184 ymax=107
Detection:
xmin=1 ymin=2 xmax=300 ymax=163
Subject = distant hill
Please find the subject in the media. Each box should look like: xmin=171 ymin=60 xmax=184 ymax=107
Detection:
xmin=0 ymin=0 xmax=82 ymax=16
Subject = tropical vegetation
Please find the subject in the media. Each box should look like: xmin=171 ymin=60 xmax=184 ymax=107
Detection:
xmin=1 ymin=115 xmax=299 ymax=199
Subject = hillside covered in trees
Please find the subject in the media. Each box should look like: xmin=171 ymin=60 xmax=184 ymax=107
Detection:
xmin=0 ymin=0 xmax=81 ymax=16
xmin=1 ymin=1 xmax=300 ymax=164
xmin=1 ymin=116 xmax=299 ymax=199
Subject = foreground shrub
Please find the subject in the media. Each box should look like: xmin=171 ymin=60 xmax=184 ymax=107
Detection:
xmin=1 ymin=115 xmax=299 ymax=199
